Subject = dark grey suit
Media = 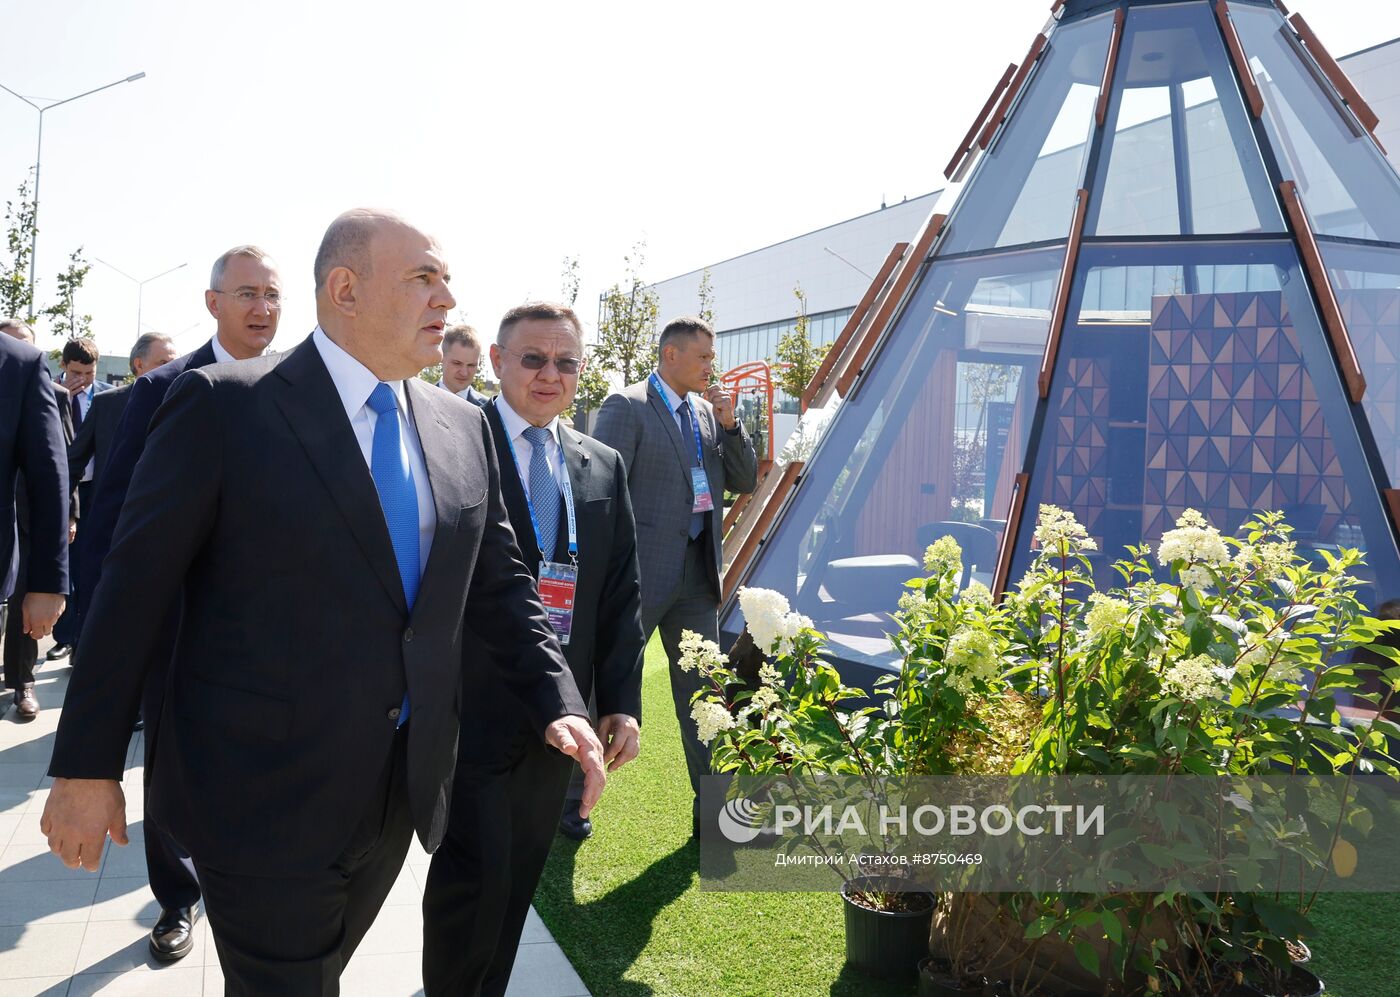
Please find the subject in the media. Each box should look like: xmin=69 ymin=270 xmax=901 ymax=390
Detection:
xmin=591 ymin=376 xmax=757 ymax=813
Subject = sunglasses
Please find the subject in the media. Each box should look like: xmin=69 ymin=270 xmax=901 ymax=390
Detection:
xmin=501 ymin=346 xmax=583 ymax=375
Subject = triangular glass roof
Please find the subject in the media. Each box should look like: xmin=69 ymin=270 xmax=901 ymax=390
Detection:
xmin=723 ymin=0 xmax=1400 ymax=697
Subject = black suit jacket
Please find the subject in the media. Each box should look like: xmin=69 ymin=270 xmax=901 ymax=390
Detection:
xmin=67 ymin=383 xmax=132 ymax=501
xmin=478 ymin=399 xmax=645 ymax=724
xmin=0 ymin=337 xmax=70 ymax=600
xmin=49 ymin=338 xmax=587 ymax=874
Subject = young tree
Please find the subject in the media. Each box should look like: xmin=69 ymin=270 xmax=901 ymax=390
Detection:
xmin=42 ymin=248 xmax=94 ymax=342
xmin=560 ymin=255 xmax=581 ymax=307
xmin=1 ymin=181 xmax=37 ymax=321
xmin=697 ymin=266 xmax=715 ymax=328
xmin=577 ymin=242 xmax=659 ymax=414
xmin=770 ymin=284 xmax=831 ymax=405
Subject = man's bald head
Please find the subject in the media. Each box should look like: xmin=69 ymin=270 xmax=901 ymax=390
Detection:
xmin=313 ymin=208 xmax=419 ymax=292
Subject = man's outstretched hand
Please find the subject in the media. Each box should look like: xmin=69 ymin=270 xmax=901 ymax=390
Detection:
xmin=545 ymin=716 xmax=607 ymax=817
xmin=41 ymin=778 xmax=128 ymax=872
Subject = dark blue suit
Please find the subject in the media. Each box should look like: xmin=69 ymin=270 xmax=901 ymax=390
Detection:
xmin=76 ymin=337 xmax=217 ymax=913
xmin=52 ymin=378 xmax=112 ymax=648
xmin=0 ymin=335 xmax=69 ymax=605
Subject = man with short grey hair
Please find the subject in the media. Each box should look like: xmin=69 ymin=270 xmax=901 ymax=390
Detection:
xmin=128 ymin=333 xmax=177 ymax=379
xmin=0 ymin=318 xmax=34 ymax=343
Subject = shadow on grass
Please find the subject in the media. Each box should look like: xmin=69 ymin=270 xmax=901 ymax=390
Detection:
xmin=534 ymin=838 xmax=698 ymax=997
xmin=828 ymin=961 xmax=916 ymax=997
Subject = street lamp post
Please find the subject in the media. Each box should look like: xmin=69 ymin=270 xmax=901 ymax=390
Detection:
xmin=0 ymin=72 xmax=147 ymax=319
xmin=94 ymin=259 xmax=187 ymax=337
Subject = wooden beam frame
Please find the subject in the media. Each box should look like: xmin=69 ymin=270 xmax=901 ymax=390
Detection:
xmin=978 ymin=34 xmax=1048 ymax=151
xmin=722 ymin=461 xmax=804 ymax=602
xmin=945 ymin=64 xmax=1017 ymax=182
xmin=1038 ymin=189 xmax=1089 ymax=398
xmin=1095 ymin=9 xmax=1126 ymax=128
xmin=1217 ymin=1 xmax=1264 ymax=118
xmin=1279 ymin=180 xmax=1366 ymax=402
xmin=799 ymin=242 xmax=906 ymax=412
xmin=1384 ymin=489 xmax=1400 ymax=545
xmin=1288 ymin=14 xmax=1382 ymax=134
xmin=992 ymin=473 xmax=1031 ymax=599
xmin=834 ymin=213 xmax=946 ymax=397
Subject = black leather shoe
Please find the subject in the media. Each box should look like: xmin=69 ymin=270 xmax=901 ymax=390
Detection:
xmin=132 ymin=717 xmax=145 ymax=732
xmin=558 ymin=808 xmax=593 ymax=841
xmin=45 ymin=644 xmax=72 ymax=661
xmin=14 ymin=685 xmax=38 ymax=720
xmin=149 ymin=905 xmax=198 ymax=962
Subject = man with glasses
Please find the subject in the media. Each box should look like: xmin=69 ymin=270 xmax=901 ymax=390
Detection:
xmin=72 ymin=245 xmax=281 ymax=964
xmin=440 ymin=323 xmax=488 ymax=405
xmin=423 ymin=302 xmax=643 ymax=996
xmin=591 ymin=316 xmax=758 ymax=837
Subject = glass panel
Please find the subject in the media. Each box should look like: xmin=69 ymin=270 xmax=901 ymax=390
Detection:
xmin=1231 ymin=2 xmax=1400 ymax=241
xmin=1320 ymin=239 xmax=1400 ymax=488
xmin=1011 ymin=242 xmax=1400 ymax=646
xmin=1092 ymin=1 xmax=1283 ymax=236
xmin=938 ymin=13 xmax=1115 ymax=255
xmin=721 ymin=247 xmax=1065 ymax=688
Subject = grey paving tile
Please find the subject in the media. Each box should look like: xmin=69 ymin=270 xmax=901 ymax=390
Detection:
xmin=0 ymin=840 xmax=81 ymax=882
xmin=355 ymin=902 xmax=422 ymax=957
xmin=71 ymin=920 xmax=170 ymax=975
xmin=202 ymin=959 xmax=223 ymax=996
xmin=0 ymin=766 xmax=47 ymax=791
xmin=382 ymin=867 xmax=421 ymax=907
xmin=503 ymin=942 xmax=589 ymax=997
xmin=0 ymin=922 xmax=85 ymax=980
xmin=67 ymin=967 xmax=203 ymax=996
xmin=0 ymin=880 xmax=97 ymax=927
xmin=339 ymin=953 xmax=423 ymax=996
xmin=521 ymin=906 xmax=550 ymax=944
xmin=0 ymin=815 xmax=19 ymax=850
xmin=0 ymin=790 xmax=35 ymax=818
xmin=86 ymin=878 xmax=158 ymax=925
xmin=0 ymin=976 xmax=71 ymax=997
xmin=95 ymin=843 xmax=145 ymax=881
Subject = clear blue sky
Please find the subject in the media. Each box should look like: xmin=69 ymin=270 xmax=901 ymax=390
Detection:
xmin=2 ymin=0 xmax=1398 ymax=359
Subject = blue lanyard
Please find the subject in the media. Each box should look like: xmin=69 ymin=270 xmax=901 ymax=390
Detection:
xmin=499 ymin=412 xmax=578 ymax=563
xmin=651 ymin=372 xmax=705 ymax=466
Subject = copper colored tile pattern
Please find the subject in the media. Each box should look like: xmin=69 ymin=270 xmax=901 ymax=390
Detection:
xmin=1048 ymin=357 xmax=1111 ymax=550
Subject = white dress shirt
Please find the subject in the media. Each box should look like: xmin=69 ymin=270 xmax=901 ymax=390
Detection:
xmin=210 ymin=333 xmax=238 ymax=365
xmin=312 ymin=326 xmax=436 ymax=576
xmin=494 ymin=393 xmax=564 ymax=501
xmin=73 ymin=383 xmax=96 ymax=482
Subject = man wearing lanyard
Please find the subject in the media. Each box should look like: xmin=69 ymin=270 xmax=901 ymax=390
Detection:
xmin=591 ymin=316 xmax=758 ymax=836
xmin=422 ymin=301 xmax=644 ymax=997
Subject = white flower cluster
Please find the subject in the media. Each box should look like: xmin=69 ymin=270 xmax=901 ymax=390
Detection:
xmin=923 ymin=535 xmax=964 ymax=578
xmin=1034 ymin=505 xmax=1097 ymax=554
xmin=1157 ymin=509 xmax=1229 ymax=579
xmin=759 ymin=661 xmax=781 ymax=686
xmin=1161 ymin=654 xmax=1227 ymax=702
xmin=692 ymin=700 xmax=736 ymax=745
xmin=677 ymin=630 xmax=727 ymax=676
xmin=1233 ymin=540 xmax=1296 ymax=581
xmin=943 ymin=627 xmax=1000 ymax=695
xmin=1238 ymin=638 xmax=1302 ymax=685
xmin=960 ymin=580 xmax=993 ymax=607
xmin=739 ymin=587 xmax=813 ymax=658
xmin=1084 ymin=592 xmax=1130 ymax=636
xmin=749 ymin=686 xmax=781 ymax=714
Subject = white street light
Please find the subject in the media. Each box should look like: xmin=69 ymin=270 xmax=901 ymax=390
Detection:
xmin=94 ymin=259 xmax=187 ymax=337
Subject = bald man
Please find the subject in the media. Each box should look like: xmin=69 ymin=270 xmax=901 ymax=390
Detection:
xmin=43 ymin=210 xmax=605 ymax=996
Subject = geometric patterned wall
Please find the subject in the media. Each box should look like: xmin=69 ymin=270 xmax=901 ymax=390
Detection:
xmin=1049 ymin=356 xmax=1111 ymax=547
xmin=1341 ymin=288 xmax=1400 ymax=485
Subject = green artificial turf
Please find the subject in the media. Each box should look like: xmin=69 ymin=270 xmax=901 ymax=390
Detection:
xmin=533 ymin=636 xmax=1400 ymax=996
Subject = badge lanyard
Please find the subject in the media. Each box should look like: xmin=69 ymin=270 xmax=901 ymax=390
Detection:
xmin=650 ymin=372 xmax=705 ymax=467
xmin=500 ymin=420 xmax=578 ymax=565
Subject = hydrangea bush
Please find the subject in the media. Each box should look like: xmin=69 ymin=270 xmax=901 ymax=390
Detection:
xmin=689 ymin=506 xmax=1400 ymax=993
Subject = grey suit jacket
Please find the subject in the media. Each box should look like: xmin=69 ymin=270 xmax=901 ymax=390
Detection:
xmin=67 ymin=383 xmax=131 ymax=500
xmin=591 ymin=377 xmax=757 ymax=614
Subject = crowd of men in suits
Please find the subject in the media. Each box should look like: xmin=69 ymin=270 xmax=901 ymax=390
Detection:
xmin=0 ymin=207 xmax=758 ymax=996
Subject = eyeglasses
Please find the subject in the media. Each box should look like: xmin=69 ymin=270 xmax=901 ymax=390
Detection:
xmin=501 ymin=346 xmax=583 ymax=375
xmin=211 ymin=288 xmax=283 ymax=306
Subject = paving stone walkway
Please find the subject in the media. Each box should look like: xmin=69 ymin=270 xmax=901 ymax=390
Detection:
xmin=0 ymin=647 xmax=590 ymax=996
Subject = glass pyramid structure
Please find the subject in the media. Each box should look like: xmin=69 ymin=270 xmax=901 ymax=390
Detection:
xmin=722 ymin=0 xmax=1400 ymax=702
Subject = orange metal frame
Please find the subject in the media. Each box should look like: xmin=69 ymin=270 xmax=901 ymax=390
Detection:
xmin=720 ymin=361 xmax=776 ymax=463
xmin=979 ymin=35 xmax=1048 ymax=151
xmin=992 ymin=473 xmax=1031 ymax=599
xmin=945 ymin=64 xmax=1017 ymax=182
xmin=1038 ymin=189 xmax=1090 ymax=397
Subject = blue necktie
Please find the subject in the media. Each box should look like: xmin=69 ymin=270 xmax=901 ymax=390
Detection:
xmin=367 ymin=383 xmax=420 ymax=726
xmin=522 ymin=426 xmax=560 ymax=557
xmin=677 ymin=401 xmax=704 ymax=540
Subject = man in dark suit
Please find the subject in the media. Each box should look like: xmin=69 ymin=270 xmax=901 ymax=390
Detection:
xmin=46 ymin=337 xmax=113 ymax=660
xmin=440 ymin=323 xmax=488 ymax=405
xmin=0 ymin=319 xmax=75 ymax=720
xmin=422 ymin=302 xmax=644 ymax=997
xmin=42 ymin=209 xmax=606 ymax=997
xmin=591 ymin=316 xmax=758 ymax=834
xmin=67 ymin=333 xmax=176 ymax=496
xmin=70 ymin=248 xmax=283 ymax=963
xmin=0 ymin=322 xmax=70 ymax=717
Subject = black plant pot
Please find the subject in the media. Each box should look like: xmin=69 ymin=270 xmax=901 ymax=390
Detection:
xmin=1240 ymin=963 xmax=1324 ymax=997
xmin=841 ymin=877 xmax=935 ymax=980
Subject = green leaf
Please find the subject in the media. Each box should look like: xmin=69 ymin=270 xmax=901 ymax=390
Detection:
xmin=1073 ymin=941 xmax=1101 ymax=975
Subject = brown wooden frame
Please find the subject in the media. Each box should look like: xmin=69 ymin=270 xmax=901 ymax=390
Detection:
xmin=1279 ymin=180 xmax=1366 ymax=402
xmin=1038 ymin=189 xmax=1089 ymax=398
xmin=1217 ymin=1 xmax=1264 ymax=118
xmin=945 ymin=64 xmax=1017 ymax=182
xmin=800 ymin=242 xmax=906 ymax=412
xmin=722 ymin=461 xmax=804 ymax=602
xmin=992 ymin=473 xmax=1031 ymax=599
xmin=1384 ymin=489 xmax=1400 ymax=543
xmin=1095 ymin=9 xmax=1126 ymax=128
xmin=978 ymin=34 xmax=1049 ymax=151
xmin=1288 ymin=14 xmax=1382 ymax=134
xmin=834 ymin=214 xmax=946 ymax=397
